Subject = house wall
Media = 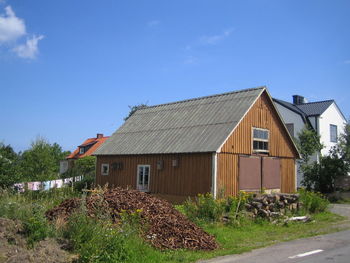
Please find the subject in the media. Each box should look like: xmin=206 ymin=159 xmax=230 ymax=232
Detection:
xmin=217 ymin=92 xmax=297 ymax=196
xmin=274 ymin=103 xmax=307 ymax=187
xmin=274 ymin=103 xmax=305 ymax=138
xmin=96 ymin=153 xmax=212 ymax=200
xmin=319 ymin=103 xmax=346 ymax=156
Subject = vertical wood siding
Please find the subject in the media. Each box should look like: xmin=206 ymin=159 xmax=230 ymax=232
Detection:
xmin=220 ymin=91 xmax=298 ymax=158
xmin=96 ymin=153 xmax=212 ymax=198
xmin=218 ymin=91 xmax=298 ymax=196
xmin=280 ymin=158 xmax=296 ymax=193
xmin=217 ymin=153 xmax=238 ymax=196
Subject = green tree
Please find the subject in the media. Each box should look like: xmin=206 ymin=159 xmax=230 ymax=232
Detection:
xmin=334 ymin=121 xmax=350 ymax=167
xmin=0 ymin=143 xmax=22 ymax=187
xmin=74 ymin=156 xmax=96 ymax=177
xmin=20 ymin=137 xmax=69 ymax=182
xmin=301 ymin=122 xmax=350 ymax=193
xmin=296 ymin=125 xmax=323 ymax=166
xmin=123 ymin=103 xmax=148 ymax=121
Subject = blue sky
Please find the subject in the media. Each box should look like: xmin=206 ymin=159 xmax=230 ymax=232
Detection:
xmin=1 ymin=0 xmax=349 ymax=152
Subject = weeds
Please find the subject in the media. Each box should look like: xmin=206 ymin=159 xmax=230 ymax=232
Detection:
xmin=298 ymin=188 xmax=329 ymax=213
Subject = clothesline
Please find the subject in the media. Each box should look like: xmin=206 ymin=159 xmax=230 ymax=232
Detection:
xmin=12 ymin=176 xmax=83 ymax=192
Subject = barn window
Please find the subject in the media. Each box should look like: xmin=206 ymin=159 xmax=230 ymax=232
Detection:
xmin=330 ymin=124 xmax=337 ymax=143
xmin=252 ymin=128 xmax=269 ymax=153
xmin=101 ymin=163 xmax=109 ymax=176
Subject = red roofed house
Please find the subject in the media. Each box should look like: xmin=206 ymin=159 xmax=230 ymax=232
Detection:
xmin=59 ymin=133 xmax=109 ymax=174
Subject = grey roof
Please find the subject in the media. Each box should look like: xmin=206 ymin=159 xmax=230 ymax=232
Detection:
xmin=95 ymin=87 xmax=265 ymax=155
xmin=295 ymin=100 xmax=334 ymax=116
xmin=273 ymin=98 xmax=307 ymax=119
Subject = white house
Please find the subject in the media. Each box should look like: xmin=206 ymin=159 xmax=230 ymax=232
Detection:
xmin=274 ymin=95 xmax=347 ymax=187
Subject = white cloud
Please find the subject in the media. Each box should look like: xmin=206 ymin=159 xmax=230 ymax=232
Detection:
xmin=0 ymin=5 xmax=44 ymax=59
xmin=199 ymin=28 xmax=234 ymax=45
xmin=12 ymin=35 xmax=44 ymax=59
xmin=0 ymin=5 xmax=26 ymax=43
xmin=148 ymin=20 xmax=160 ymax=27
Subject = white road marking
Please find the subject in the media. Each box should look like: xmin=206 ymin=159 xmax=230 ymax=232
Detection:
xmin=288 ymin=249 xmax=324 ymax=259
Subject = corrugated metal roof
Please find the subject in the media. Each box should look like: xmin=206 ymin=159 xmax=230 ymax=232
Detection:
xmin=296 ymin=100 xmax=334 ymax=116
xmin=94 ymin=87 xmax=265 ymax=155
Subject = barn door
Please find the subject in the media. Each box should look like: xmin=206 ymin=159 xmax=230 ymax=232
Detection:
xmin=239 ymin=156 xmax=281 ymax=192
xmin=239 ymin=156 xmax=261 ymax=191
xmin=262 ymin=157 xmax=281 ymax=189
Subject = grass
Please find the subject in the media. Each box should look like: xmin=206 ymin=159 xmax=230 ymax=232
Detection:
xmin=0 ymin=188 xmax=348 ymax=263
xmin=152 ymin=211 xmax=346 ymax=263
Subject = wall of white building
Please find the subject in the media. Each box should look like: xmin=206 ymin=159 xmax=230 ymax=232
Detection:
xmin=319 ymin=103 xmax=346 ymax=156
xmin=274 ymin=103 xmax=305 ymax=137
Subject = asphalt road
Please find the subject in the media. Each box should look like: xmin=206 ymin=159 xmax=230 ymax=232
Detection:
xmin=199 ymin=204 xmax=350 ymax=263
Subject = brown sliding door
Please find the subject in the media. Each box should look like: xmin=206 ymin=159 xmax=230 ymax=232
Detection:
xmin=239 ymin=156 xmax=261 ymax=191
xmin=239 ymin=156 xmax=281 ymax=191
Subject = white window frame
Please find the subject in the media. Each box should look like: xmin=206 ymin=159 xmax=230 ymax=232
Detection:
xmin=101 ymin=163 xmax=109 ymax=176
xmin=330 ymin=124 xmax=338 ymax=143
xmin=137 ymin=165 xmax=150 ymax=192
xmin=252 ymin=127 xmax=269 ymax=153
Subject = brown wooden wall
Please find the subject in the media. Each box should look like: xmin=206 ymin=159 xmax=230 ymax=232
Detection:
xmin=280 ymin=158 xmax=296 ymax=193
xmin=217 ymin=154 xmax=296 ymax=196
xmin=217 ymin=91 xmax=298 ymax=196
xmin=220 ymin=91 xmax=298 ymax=158
xmin=96 ymin=153 xmax=212 ymax=198
xmin=217 ymin=153 xmax=238 ymax=197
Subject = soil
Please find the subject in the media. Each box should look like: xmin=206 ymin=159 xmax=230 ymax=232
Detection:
xmin=0 ymin=218 xmax=75 ymax=263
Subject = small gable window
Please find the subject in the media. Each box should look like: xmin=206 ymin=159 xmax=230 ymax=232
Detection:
xmin=101 ymin=163 xmax=109 ymax=176
xmin=79 ymin=147 xmax=85 ymax=154
xmin=330 ymin=124 xmax=338 ymax=143
xmin=252 ymin=128 xmax=269 ymax=153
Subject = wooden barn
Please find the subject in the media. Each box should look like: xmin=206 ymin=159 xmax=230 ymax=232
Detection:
xmin=94 ymin=87 xmax=300 ymax=202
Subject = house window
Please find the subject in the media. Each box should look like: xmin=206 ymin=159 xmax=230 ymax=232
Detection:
xmin=285 ymin=123 xmax=294 ymax=137
xmin=79 ymin=147 xmax=85 ymax=154
xmin=330 ymin=124 xmax=338 ymax=143
xmin=252 ymin=128 xmax=269 ymax=153
xmin=101 ymin=163 xmax=109 ymax=176
xmin=137 ymin=165 xmax=150 ymax=191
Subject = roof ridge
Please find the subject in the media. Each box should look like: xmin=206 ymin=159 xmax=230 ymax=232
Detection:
xmin=298 ymin=99 xmax=334 ymax=105
xmin=140 ymin=86 xmax=266 ymax=110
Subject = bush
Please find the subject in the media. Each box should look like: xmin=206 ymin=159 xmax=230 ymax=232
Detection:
xmin=182 ymin=192 xmax=252 ymax=223
xmin=299 ymin=189 xmax=329 ymax=213
xmin=73 ymin=175 xmax=95 ymax=192
xmin=183 ymin=193 xmax=225 ymax=222
xmin=63 ymin=210 xmax=130 ymax=263
xmin=23 ymin=204 xmax=51 ymax=247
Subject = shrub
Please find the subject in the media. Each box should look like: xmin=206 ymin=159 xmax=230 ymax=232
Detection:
xmin=183 ymin=193 xmax=225 ymax=223
xmin=23 ymin=204 xmax=51 ymax=247
xmin=63 ymin=210 xmax=130 ymax=263
xmin=298 ymin=189 xmax=329 ymax=213
xmin=182 ymin=192 xmax=254 ymax=223
xmin=73 ymin=175 xmax=95 ymax=192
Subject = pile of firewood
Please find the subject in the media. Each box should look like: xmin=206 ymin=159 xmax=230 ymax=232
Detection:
xmin=244 ymin=193 xmax=301 ymax=219
xmin=46 ymin=188 xmax=218 ymax=251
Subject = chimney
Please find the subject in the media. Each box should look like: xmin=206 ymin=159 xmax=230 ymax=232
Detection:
xmin=97 ymin=133 xmax=103 ymax=139
xmin=292 ymin=95 xmax=306 ymax=105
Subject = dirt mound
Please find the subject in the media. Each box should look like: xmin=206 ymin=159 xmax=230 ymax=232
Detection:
xmin=46 ymin=188 xmax=218 ymax=250
xmin=0 ymin=218 xmax=74 ymax=263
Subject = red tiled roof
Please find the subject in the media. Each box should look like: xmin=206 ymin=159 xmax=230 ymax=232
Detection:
xmin=66 ymin=136 xmax=109 ymax=159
